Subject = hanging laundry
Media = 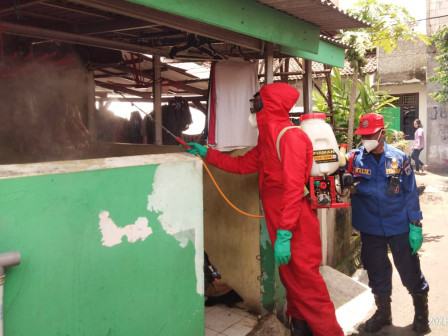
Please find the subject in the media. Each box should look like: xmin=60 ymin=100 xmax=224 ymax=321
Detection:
xmin=112 ymin=117 xmax=130 ymax=143
xmin=141 ymin=114 xmax=153 ymax=144
xmin=129 ymin=111 xmax=143 ymax=143
xmin=208 ymin=59 xmax=259 ymax=151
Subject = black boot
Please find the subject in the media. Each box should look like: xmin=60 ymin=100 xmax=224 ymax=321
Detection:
xmin=364 ymin=295 xmax=392 ymax=333
xmin=290 ymin=317 xmax=313 ymax=336
xmin=411 ymin=292 xmax=430 ymax=334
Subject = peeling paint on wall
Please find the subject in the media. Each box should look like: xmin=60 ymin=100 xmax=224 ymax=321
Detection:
xmin=0 ymin=153 xmax=205 ymax=335
xmin=147 ymin=161 xmax=204 ymax=295
xmin=98 ymin=211 xmax=153 ymax=247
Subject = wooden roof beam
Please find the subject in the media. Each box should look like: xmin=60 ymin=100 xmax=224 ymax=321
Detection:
xmin=1 ymin=21 xmax=158 ymax=54
xmin=69 ymin=0 xmax=263 ymax=51
xmin=0 ymin=0 xmax=43 ymax=15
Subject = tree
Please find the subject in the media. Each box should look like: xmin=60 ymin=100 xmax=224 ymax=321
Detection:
xmin=428 ymin=25 xmax=448 ymax=104
xmin=313 ymin=68 xmax=397 ymax=146
xmin=331 ymin=0 xmax=429 ymax=150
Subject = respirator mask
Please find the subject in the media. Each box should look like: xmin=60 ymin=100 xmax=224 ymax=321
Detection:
xmin=248 ymin=113 xmax=258 ymax=128
xmin=361 ymin=130 xmax=382 ymax=153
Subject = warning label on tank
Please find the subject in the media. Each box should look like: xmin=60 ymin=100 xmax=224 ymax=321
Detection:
xmin=313 ymin=149 xmax=338 ymax=163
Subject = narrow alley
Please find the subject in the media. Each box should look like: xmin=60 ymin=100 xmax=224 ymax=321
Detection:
xmin=348 ymin=170 xmax=448 ymax=336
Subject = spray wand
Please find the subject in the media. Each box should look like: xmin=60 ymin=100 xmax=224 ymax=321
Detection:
xmin=114 ymin=91 xmax=191 ymax=149
xmin=113 ymin=90 xmax=263 ymax=219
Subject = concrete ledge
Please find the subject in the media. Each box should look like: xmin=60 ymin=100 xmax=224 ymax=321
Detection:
xmin=0 ymin=152 xmax=198 ymax=179
xmin=321 ymin=265 xmax=374 ymax=334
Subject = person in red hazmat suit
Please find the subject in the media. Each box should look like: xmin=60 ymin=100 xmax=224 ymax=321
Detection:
xmin=183 ymin=83 xmax=343 ymax=336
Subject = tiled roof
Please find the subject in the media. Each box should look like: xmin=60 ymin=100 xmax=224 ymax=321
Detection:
xmin=340 ymin=53 xmax=377 ymax=76
xmin=260 ymin=53 xmax=377 ymax=81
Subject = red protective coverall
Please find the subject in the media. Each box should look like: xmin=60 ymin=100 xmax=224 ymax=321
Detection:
xmin=205 ymin=83 xmax=343 ymax=336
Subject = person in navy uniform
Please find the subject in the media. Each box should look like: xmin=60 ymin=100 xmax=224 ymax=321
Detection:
xmin=347 ymin=113 xmax=430 ymax=334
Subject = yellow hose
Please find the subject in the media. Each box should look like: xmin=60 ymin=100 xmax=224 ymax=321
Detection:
xmin=198 ymin=155 xmax=264 ymax=219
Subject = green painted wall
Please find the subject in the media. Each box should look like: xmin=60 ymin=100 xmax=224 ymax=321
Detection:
xmin=260 ymin=208 xmax=286 ymax=323
xmin=0 ymin=155 xmax=203 ymax=336
xmin=260 ymin=216 xmax=275 ymax=313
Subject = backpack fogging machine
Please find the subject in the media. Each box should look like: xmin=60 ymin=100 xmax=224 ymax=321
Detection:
xmin=278 ymin=113 xmax=353 ymax=209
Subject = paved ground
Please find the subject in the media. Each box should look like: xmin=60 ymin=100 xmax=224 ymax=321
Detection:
xmin=241 ymin=170 xmax=448 ymax=336
xmin=347 ymin=170 xmax=448 ymax=335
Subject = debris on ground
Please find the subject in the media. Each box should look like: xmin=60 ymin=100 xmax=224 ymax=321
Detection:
xmin=246 ymin=313 xmax=290 ymax=336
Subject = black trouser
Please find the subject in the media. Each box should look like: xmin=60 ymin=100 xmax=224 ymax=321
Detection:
xmin=411 ymin=148 xmax=424 ymax=171
xmin=360 ymin=232 xmax=429 ymax=297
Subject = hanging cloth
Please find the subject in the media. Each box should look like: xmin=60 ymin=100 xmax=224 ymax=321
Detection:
xmin=208 ymin=59 xmax=259 ymax=151
xmin=207 ymin=62 xmax=217 ymax=145
xmin=129 ymin=111 xmax=143 ymax=143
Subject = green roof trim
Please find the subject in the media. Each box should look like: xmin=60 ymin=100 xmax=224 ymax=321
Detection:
xmin=124 ymin=0 xmax=320 ymax=54
xmin=281 ymin=40 xmax=346 ymax=68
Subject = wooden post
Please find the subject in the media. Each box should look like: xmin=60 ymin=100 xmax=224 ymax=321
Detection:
xmin=303 ymin=59 xmax=313 ymax=114
xmin=86 ymin=72 xmax=97 ymax=140
xmin=265 ymin=42 xmax=274 ymax=84
xmin=153 ymin=56 xmax=162 ymax=145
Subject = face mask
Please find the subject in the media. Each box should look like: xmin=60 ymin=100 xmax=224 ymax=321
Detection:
xmin=362 ymin=131 xmax=382 ymax=153
xmin=248 ymin=113 xmax=258 ymax=128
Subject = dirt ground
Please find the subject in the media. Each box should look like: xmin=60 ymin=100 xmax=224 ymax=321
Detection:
xmin=348 ymin=170 xmax=448 ymax=335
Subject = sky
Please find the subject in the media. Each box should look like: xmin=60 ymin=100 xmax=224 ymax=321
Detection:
xmin=339 ymin=0 xmax=426 ymax=34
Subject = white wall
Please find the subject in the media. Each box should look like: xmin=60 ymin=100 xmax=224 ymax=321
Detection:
xmin=381 ymin=83 xmax=428 ymax=162
xmin=426 ymin=0 xmax=448 ymax=172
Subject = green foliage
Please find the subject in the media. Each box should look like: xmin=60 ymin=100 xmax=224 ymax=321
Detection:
xmin=313 ymin=68 xmax=398 ymax=145
xmin=428 ymin=25 xmax=448 ymax=104
xmin=340 ymin=0 xmax=429 ymax=74
xmin=342 ymin=33 xmax=370 ymax=73
xmin=326 ymin=0 xmax=429 ymax=149
xmin=348 ymin=0 xmax=429 ymax=53
xmin=386 ymin=130 xmax=408 ymax=152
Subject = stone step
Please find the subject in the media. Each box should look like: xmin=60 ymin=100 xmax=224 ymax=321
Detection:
xmin=321 ymin=265 xmax=373 ymax=334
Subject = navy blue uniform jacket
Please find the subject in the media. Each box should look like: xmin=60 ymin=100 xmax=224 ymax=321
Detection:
xmin=348 ymin=142 xmax=422 ymax=236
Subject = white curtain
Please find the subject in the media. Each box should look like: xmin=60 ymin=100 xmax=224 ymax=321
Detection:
xmin=210 ymin=59 xmax=259 ymax=151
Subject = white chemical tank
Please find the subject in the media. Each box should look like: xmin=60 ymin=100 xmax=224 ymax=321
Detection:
xmin=300 ymin=113 xmax=340 ymax=177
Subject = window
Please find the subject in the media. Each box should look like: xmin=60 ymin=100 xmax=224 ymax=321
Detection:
xmin=391 ymin=93 xmax=419 ymax=140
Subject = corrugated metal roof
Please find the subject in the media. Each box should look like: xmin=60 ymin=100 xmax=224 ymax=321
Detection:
xmin=319 ymin=34 xmax=352 ymax=48
xmin=258 ymin=0 xmax=370 ymax=30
